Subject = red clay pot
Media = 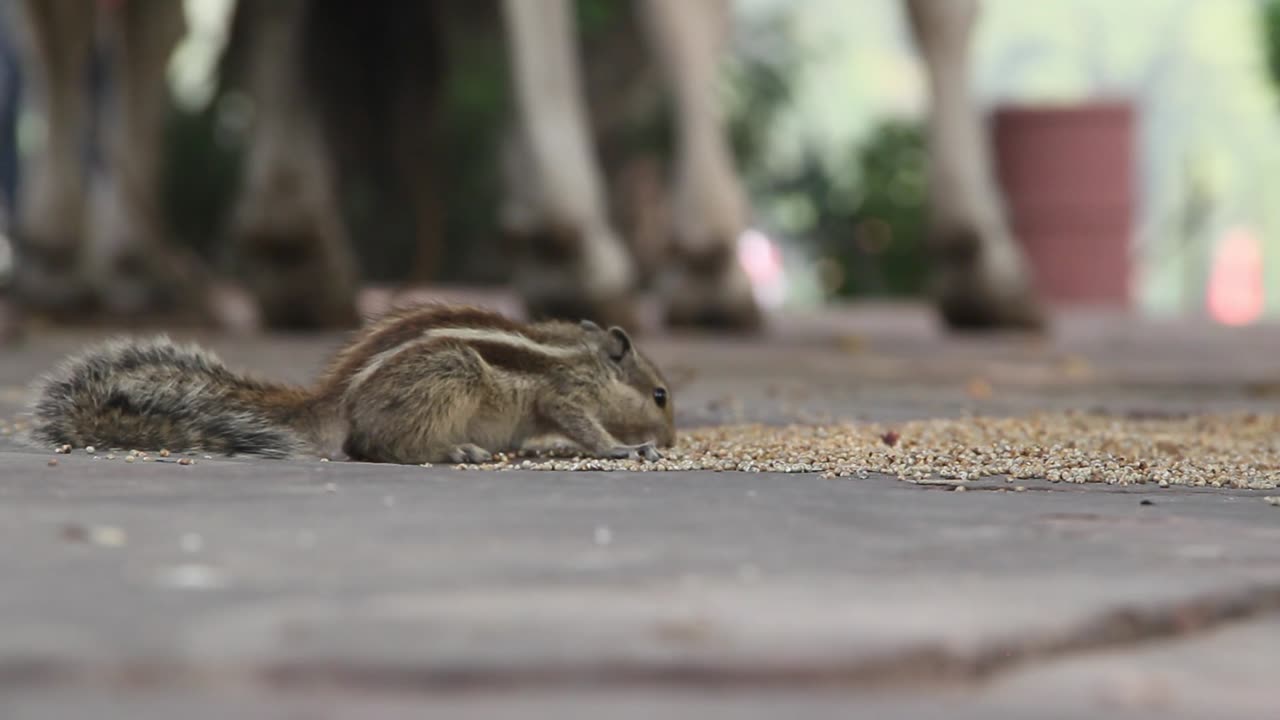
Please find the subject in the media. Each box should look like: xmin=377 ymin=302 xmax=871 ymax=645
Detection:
xmin=990 ymin=101 xmax=1136 ymax=306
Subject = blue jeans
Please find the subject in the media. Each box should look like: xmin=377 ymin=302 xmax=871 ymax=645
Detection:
xmin=0 ymin=13 xmax=20 ymax=217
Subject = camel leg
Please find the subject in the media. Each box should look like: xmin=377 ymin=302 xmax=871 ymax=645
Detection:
xmin=638 ymin=0 xmax=761 ymax=331
xmin=498 ymin=0 xmax=638 ymax=329
xmin=226 ymin=0 xmax=359 ymax=329
xmin=905 ymin=0 xmax=1044 ymax=330
xmin=88 ymin=0 xmax=215 ymax=320
xmin=389 ymin=4 xmax=446 ymax=285
xmin=8 ymin=0 xmax=93 ymax=315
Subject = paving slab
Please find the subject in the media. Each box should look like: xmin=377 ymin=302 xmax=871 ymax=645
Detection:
xmin=1 ymin=303 xmax=1279 ymax=717
xmin=0 ymin=449 xmax=1277 ymax=716
xmin=978 ymin=617 xmax=1280 ymax=718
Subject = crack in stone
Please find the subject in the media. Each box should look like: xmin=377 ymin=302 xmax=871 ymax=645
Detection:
xmin=3 ymin=583 xmax=1280 ymax=696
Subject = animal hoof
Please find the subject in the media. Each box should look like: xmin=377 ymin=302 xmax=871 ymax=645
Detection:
xmin=232 ymin=223 xmax=361 ymax=330
xmin=937 ymin=280 xmax=1047 ymax=332
xmin=662 ymin=258 xmax=764 ymax=334
xmin=448 ymin=444 xmax=494 ymax=464
xmin=524 ymin=294 xmax=641 ymax=333
xmin=665 ymin=298 xmax=763 ymax=333
xmin=930 ymin=227 xmax=1048 ymax=333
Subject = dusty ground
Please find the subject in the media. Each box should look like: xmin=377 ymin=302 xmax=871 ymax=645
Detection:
xmin=1 ymin=296 xmax=1279 ymax=718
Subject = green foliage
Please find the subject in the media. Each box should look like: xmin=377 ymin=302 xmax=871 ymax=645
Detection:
xmin=762 ymin=121 xmax=929 ymax=298
xmin=1263 ymin=0 xmax=1280 ymax=97
xmin=726 ymin=51 xmax=795 ymax=181
xmin=575 ymin=0 xmax=621 ymax=35
xmin=723 ymin=18 xmax=930 ymax=298
xmin=838 ymin=120 xmax=929 ymax=297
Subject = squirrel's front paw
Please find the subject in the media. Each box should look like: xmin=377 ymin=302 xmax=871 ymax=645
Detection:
xmin=607 ymin=442 xmax=662 ymax=462
xmin=448 ymin=444 xmax=494 ymax=464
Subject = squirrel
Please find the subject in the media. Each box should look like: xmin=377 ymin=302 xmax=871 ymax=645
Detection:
xmin=28 ymin=303 xmax=676 ymax=464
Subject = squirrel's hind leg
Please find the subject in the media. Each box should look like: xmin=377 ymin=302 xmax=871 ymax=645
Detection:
xmin=342 ymin=344 xmax=510 ymax=464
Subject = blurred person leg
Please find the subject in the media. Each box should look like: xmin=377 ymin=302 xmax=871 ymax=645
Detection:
xmin=904 ymin=0 xmax=1043 ymax=330
xmin=0 ymin=8 xmax=18 ymax=212
xmin=225 ymin=0 xmax=359 ymax=329
xmin=638 ymin=0 xmax=761 ymax=332
xmin=499 ymin=0 xmax=639 ymax=329
xmin=0 ymin=4 xmax=21 ymax=341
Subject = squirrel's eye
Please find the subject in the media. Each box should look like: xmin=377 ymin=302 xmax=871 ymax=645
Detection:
xmin=653 ymin=387 xmax=667 ymax=408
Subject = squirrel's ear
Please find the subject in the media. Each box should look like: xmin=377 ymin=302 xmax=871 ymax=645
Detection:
xmin=579 ymin=319 xmax=602 ymax=333
xmin=604 ymin=326 xmax=632 ymax=362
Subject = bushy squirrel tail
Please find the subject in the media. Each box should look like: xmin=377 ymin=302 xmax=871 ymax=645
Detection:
xmin=29 ymin=337 xmax=318 ymax=457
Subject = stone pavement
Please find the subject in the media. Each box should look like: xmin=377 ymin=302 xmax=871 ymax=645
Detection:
xmin=1 ymin=300 xmax=1279 ymax=718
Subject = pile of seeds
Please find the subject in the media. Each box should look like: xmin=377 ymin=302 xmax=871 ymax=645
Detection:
xmin=467 ymin=412 xmax=1280 ymax=490
xmin=42 ymin=445 xmax=197 ymax=465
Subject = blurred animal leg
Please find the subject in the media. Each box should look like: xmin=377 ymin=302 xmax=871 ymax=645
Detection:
xmin=498 ymin=0 xmax=639 ymax=329
xmin=9 ymin=0 xmax=93 ymax=316
xmin=226 ymin=0 xmax=359 ymax=330
xmin=904 ymin=0 xmax=1043 ymax=330
xmin=638 ymin=0 xmax=761 ymax=331
xmin=89 ymin=0 xmax=215 ymax=321
xmin=393 ymin=3 xmax=447 ymax=287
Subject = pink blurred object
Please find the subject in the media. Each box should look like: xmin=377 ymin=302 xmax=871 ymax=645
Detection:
xmin=991 ymin=101 xmax=1136 ymax=307
xmin=737 ymin=228 xmax=787 ymax=309
xmin=1206 ymin=226 xmax=1264 ymax=326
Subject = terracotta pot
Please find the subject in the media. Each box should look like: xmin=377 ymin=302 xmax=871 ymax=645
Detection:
xmin=990 ymin=101 xmax=1135 ymax=306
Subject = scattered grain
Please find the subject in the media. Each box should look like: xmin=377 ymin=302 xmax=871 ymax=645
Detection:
xmin=452 ymin=413 xmax=1280 ymax=490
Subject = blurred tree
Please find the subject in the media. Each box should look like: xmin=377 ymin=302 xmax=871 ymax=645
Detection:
xmin=761 ymin=121 xmax=929 ymax=298
xmin=721 ymin=7 xmax=929 ymax=300
xmin=1263 ymin=0 xmax=1280 ymax=97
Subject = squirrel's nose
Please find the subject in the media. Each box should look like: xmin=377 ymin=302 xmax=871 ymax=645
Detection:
xmin=659 ymin=427 xmax=676 ymax=448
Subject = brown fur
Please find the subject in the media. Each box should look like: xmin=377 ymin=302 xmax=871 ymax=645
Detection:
xmin=335 ymin=304 xmax=675 ymax=464
xmin=30 ymin=303 xmax=676 ymax=464
xmin=315 ymin=304 xmax=580 ymax=400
